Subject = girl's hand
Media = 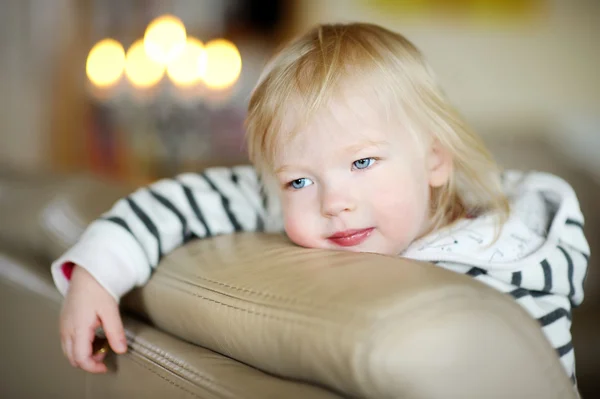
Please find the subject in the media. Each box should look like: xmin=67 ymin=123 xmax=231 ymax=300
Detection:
xmin=59 ymin=265 xmax=128 ymax=373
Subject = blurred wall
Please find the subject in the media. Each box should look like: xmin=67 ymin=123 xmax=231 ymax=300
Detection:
xmin=0 ymin=0 xmax=77 ymax=170
xmin=292 ymin=0 xmax=600 ymax=135
xmin=0 ymin=0 xmax=281 ymax=175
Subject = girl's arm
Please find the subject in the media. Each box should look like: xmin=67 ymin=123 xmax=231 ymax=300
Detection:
xmin=51 ymin=165 xmax=283 ymax=301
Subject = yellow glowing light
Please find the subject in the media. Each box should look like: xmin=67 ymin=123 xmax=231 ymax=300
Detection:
xmin=86 ymin=39 xmax=125 ymax=87
xmin=125 ymin=39 xmax=165 ymax=88
xmin=144 ymin=14 xmax=187 ymax=64
xmin=203 ymin=39 xmax=242 ymax=90
xmin=166 ymin=37 xmax=206 ymax=87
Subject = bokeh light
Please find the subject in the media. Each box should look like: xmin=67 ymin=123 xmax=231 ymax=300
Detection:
xmin=144 ymin=14 xmax=187 ymax=64
xmin=166 ymin=37 xmax=206 ymax=87
xmin=86 ymin=39 xmax=125 ymax=87
xmin=125 ymin=39 xmax=165 ymax=88
xmin=203 ymin=39 xmax=242 ymax=90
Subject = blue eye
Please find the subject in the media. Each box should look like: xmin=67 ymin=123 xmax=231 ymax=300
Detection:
xmin=289 ymin=178 xmax=313 ymax=190
xmin=352 ymin=158 xmax=375 ymax=170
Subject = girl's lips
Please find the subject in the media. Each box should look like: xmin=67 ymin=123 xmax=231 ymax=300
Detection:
xmin=327 ymin=228 xmax=374 ymax=247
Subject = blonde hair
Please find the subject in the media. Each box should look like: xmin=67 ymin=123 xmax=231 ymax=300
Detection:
xmin=246 ymin=22 xmax=509 ymax=232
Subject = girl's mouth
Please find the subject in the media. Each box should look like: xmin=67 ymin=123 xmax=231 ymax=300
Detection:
xmin=327 ymin=228 xmax=374 ymax=247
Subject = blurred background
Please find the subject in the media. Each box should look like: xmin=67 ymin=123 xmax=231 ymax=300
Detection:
xmin=0 ymin=0 xmax=597 ymax=183
xmin=0 ymin=0 xmax=598 ymax=395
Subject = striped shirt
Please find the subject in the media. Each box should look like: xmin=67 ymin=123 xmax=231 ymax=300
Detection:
xmin=51 ymin=167 xmax=589 ymax=387
xmin=402 ymin=170 xmax=589 ymax=387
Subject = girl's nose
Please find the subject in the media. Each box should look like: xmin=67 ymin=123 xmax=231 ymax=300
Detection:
xmin=320 ymin=187 xmax=356 ymax=217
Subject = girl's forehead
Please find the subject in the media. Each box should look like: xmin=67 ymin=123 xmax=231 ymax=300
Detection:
xmin=282 ymin=87 xmax=393 ymax=138
xmin=276 ymin=112 xmax=387 ymax=161
xmin=273 ymin=101 xmax=403 ymax=165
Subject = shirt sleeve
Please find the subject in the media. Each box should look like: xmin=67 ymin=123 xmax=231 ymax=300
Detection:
xmin=51 ymin=165 xmax=283 ymax=302
xmin=555 ymin=219 xmax=589 ymax=308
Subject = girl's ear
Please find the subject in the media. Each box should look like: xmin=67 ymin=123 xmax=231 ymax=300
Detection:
xmin=427 ymin=139 xmax=453 ymax=188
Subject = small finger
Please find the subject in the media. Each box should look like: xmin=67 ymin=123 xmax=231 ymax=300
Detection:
xmin=73 ymin=328 xmax=107 ymax=373
xmin=92 ymin=350 xmax=107 ymax=363
xmin=77 ymin=350 xmax=107 ymax=374
xmin=60 ymin=335 xmax=68 ymax=361
xmin=100 ymin=306 xmax=127 ymax=354
xmin=64 ymin=336 xmax=76 ymax=368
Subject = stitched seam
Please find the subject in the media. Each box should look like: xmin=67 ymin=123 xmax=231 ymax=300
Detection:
xmin=129 ymin=336 xmax=204 ymax=378
xmin=126 ymin=333 xmax=221 ymax=389
xmin=160 ymin=267 xmax=310 ymax=303
xmin=158 ymin=247 xmax=341 ymax=306
xmin=158 ymin=268 xmax=353 ymax=312
xmin=126 ymin=354 xmax=205 ymax=398
xmin=125 ymin=329 xmax=336 ymax=399
xmin=155 ymin=278 xmax=340 ymax=327
xmin=130 ymin=342 xmax=216 ymax=384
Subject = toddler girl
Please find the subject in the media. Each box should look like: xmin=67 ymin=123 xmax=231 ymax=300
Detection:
xmin=54 ymin=23 xmax=589 ymax=392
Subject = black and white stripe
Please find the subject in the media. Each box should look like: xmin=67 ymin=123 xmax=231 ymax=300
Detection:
xmin=98 ymin=166 xmax=274 ymax=271
xmin=201 ymin=172 xmax=243 ymax=232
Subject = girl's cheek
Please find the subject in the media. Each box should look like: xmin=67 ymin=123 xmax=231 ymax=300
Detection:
xmin=282 ymin=192 xmax=319 ymax=248
xmin=284 ymin=215 xmax=312 ymax=248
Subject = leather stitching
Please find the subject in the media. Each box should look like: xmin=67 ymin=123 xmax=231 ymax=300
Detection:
xmin=157 ymin=269 xmax=355 ymax=313
xmin=126 ymin=333 xmax=222 ymax=389
xmin=160 ymin=268 xmax=308 ymax=303
xmin=126 ymin=353 xmax=213 ymax=398
xmin=153 ymin=278 xmax=339 ymax=326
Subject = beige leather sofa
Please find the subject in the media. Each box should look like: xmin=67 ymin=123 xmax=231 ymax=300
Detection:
xmin=0 ymin=168 xmax=587 ymax=398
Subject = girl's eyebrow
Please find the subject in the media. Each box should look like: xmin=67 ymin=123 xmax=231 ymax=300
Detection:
xmin=343 ymin=140 xmax=389 ymax=155
xmin=274 ymin=165 xmax=293 ymax=174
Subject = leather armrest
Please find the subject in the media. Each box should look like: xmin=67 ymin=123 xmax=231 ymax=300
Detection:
xmin=123 ymin=233 xmax=575 ymax=399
